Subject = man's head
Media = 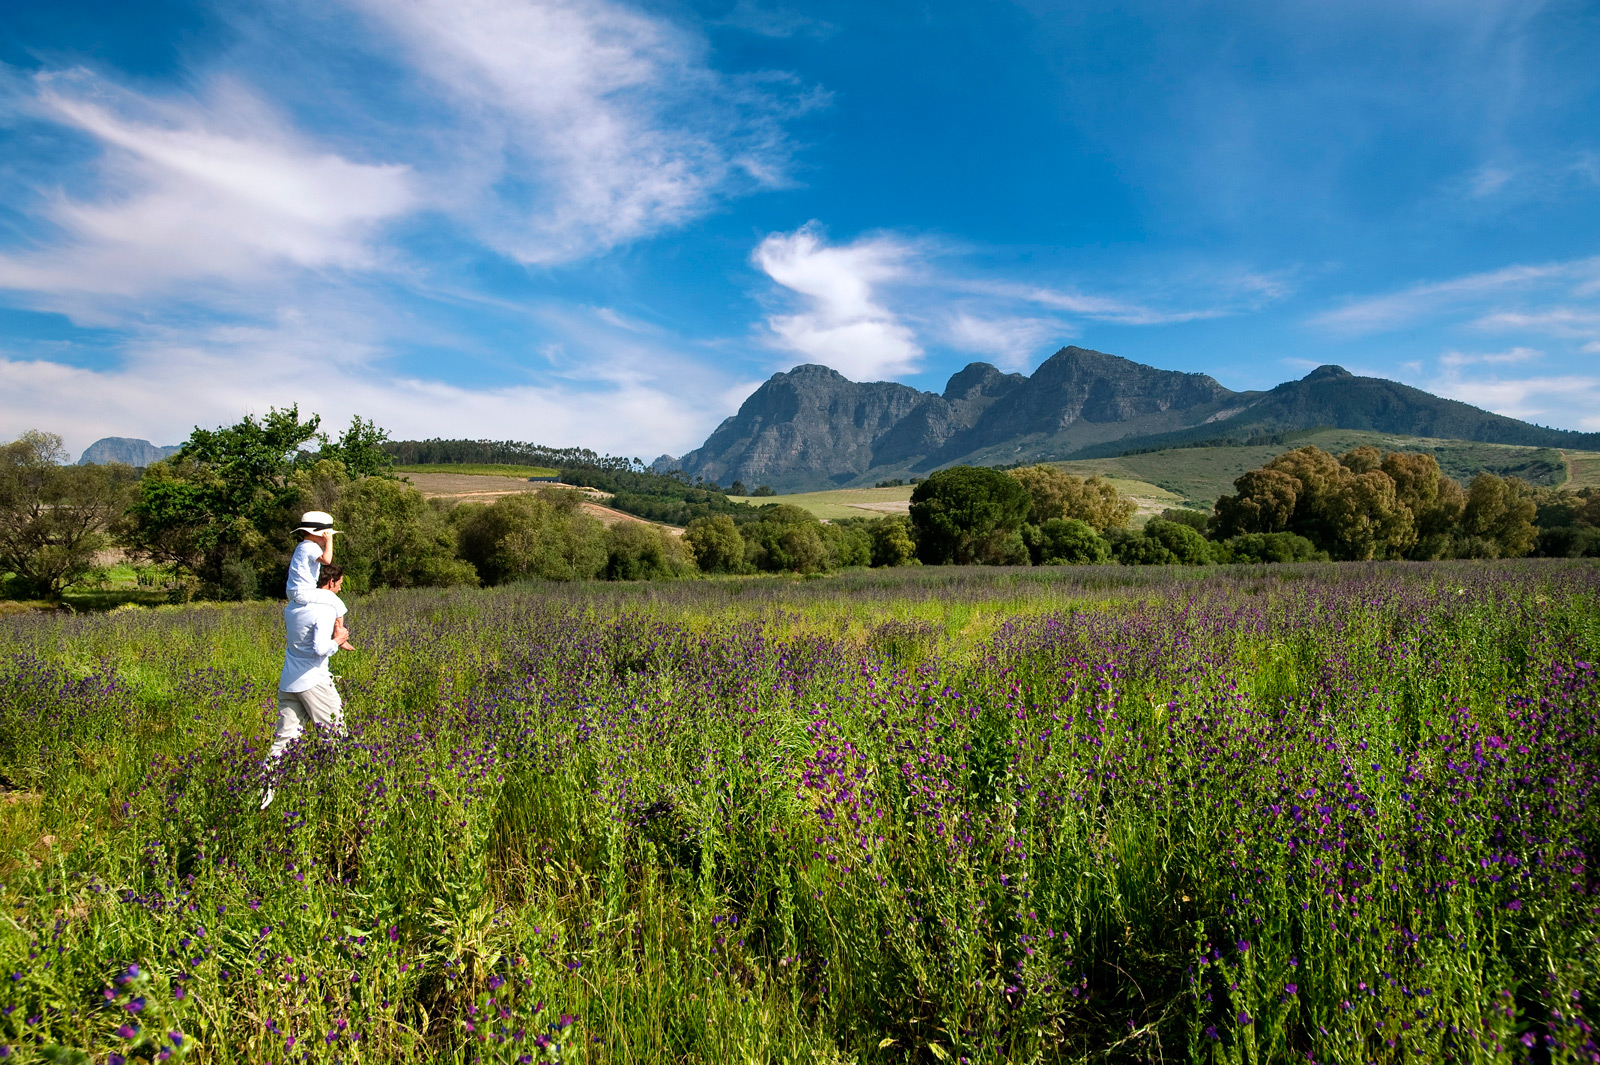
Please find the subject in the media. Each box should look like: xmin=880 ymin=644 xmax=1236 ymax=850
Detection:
xmin=317 ymin=564 xmax=344 ymax=592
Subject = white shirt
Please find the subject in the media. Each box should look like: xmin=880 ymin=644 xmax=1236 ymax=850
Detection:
xmin=286 ymin=539 xmax=323 ymax=602
xmin=279 ymin=591 xmax=348 ymax=693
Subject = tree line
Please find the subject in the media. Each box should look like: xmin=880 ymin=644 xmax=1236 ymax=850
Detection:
xmin=3 ymin=415 xmax=1596 ymax=603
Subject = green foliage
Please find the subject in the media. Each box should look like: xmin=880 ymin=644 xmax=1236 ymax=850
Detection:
xmin=1210 ymin=445 xmax=1536 ymax=562
xmin=455 ymin=491 xmax=609 ymax=584
xmin=1158 ymin=507 xmax=1211 ymax=533
xmin=1461 ymin=472 xmax=1539 ymax=559
xmin=1009 ymin=464 xmax=1135 ymax=530
xmin=910 ymin=466 xmax=1033 ymax=564
xmin=820 ymin=521 xmax=872 ymax=569
xmin=321 ymin=415 xmax=395 ymax=478
xmin=122 ymin=406 xmax=322 ymax=596
xmin=1112 ymin=519 xmax=1214 ymax=566
xmin=602 ymin=521 xmax=697 ymax=580
xmin=868 ymin=516 xmax=918 ymax=567
xmin=383 ymin=437 xmax=637 ymax=470
xmin=743 ymin=511 xmax=828 ymax=573
xmin=291 ymin=461 xmax=477 ymax=593
xmin=562 ymin=467 xmax=760 ymax=526
xmin=684 ymin=514 xmax=747 ymax=573
xmin=392 ymin=463 xmax=560 ymax=479
xmin=1022 ymin=518 xmax=1111 ymax=565
xmin=0 ymin=431 xmax=138 ymax=598
xmin=1219 ymin=531 xmax=1327 ymax=564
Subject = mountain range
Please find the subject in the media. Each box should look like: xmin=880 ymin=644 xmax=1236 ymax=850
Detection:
xmin=671 ymin=346 xmax=1600 ymax=492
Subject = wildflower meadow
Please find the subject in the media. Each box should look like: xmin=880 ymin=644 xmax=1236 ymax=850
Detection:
xmin=1 ymin=561 xmax=1597 ymax=1063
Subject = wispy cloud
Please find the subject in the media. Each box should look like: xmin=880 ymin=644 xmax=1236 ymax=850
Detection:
xmin=347 ymin=0 xmax=821 ymax=262
xmin=0 ymin=0 xmax=817 ymax=452
xmin=944 ymin=313 xmax=1073 ymax=371
xmin=1312 ymin=257 xmax=1600 ymax=334
xmin=1438 ymin=346 xmax=1543 ymax=368
xmin=0 ymin=71 xmax=416 ymax=306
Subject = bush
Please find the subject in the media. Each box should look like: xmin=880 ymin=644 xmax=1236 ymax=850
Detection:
xmin=822 ymin=522 xmax=873 ymax=569
xmin=456 ymin=492 xmax=607 ymax=584
xmin=1158 ymin=508 xmax=1210 ymax=533
xmin=684 ymin=515 xmax=746 ymax=574
xmin=869 ymin=517 xmax=919 ymax=567
xmin=1220 ymin=531 xmax=1327 ymax=564
xmin=1112 ymin=520 xmax=1213 ymax=566
xmin=294 ymin=461 xmax=478 ymax=593
xmin=1023 ymin=518 xmax=1111 ymax=565
xmin=603 ymin=521 xmax=697 ymax=580
xmin=1009 ymin=465 xmax=1135 ymax=530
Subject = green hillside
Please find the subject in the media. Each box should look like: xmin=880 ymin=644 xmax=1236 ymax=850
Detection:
xmin=1048 ymin=430 xmax=1570 ymax=507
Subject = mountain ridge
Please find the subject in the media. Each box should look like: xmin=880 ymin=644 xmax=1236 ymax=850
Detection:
xmin=675 ymin=346 xmax=1600 ymax=492
xmin=77 ymin=437 xmax=181 ymax=467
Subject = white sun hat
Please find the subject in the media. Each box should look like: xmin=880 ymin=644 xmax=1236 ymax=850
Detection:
xmin=292 ymin=510 xmax=338 ymax=535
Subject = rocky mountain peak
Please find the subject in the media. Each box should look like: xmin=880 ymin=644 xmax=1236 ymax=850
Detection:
xmin=1303 ymin=364 xmax=1354 ymax=381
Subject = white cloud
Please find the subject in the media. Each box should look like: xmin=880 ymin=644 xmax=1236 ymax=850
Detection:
xmin=348 ymin=0 xmax=816 ymax=262
xmin=0 ymin=305 xmax=739 ymax=460
xmin=1431 ymin=370 xmax=1600 ymax=430
xmin=752 ymin=222 xmax=923 ymax=379
xmin=0 ymin=72 xmax=416 ymax=304
xmin=944 ymin=313 xmax=1071 ymax=371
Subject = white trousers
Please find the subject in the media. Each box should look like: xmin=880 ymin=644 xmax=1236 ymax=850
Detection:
xmin=267 ymin=682 xmax=346 ymax=760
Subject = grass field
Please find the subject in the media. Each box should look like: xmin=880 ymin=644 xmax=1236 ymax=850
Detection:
xmin=1564 ymin=450 xmax=1600 ymax=491
xmin=729 ymin=485 xmax=915 ymax=520
xmin=3 ymin=561 xmax=1598 ymax=1063
xmin=394 ymin=463 xmax=561 ymax=479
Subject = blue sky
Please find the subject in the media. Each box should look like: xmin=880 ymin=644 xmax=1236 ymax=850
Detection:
xmin=1 ymin=0 xmax=1597 ymax=460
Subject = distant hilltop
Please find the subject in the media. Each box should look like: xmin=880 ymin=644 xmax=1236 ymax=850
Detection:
xmin=675 ymin=346 xmax=1600 ymax=492
xmin=77 ymin=437 xmax=181 ymax=467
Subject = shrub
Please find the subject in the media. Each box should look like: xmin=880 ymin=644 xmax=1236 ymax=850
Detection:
xmin=1023 ymin=518 xmax=1111 ymax=565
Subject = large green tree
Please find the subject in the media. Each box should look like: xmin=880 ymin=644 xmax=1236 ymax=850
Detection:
xmin=0 ymin=431 xmax=137 ymax=598
xmin=123 ymin=406 xmax=321 ymax=596
xmin=123 ymin=407 xmax=402 ymax=598
xmin=909 ymin=466 xmax=1032 ymax=565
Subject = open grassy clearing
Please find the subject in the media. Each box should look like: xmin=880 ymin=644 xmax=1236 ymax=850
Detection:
xmin=1563 ymin=449 xmax=1600 ymax=491
xmin=2 ymin=561 xmax=1597 ymax=1063
xmin=729 ymin=484 xmax=915 ymax=520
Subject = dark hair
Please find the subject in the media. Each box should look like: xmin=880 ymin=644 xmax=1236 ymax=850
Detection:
xmin=317 ymin=564 xmax=344 ymax=588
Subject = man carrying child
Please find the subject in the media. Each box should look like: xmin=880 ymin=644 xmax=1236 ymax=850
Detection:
xmin=262 ymin=512 xmax=354 ymax=808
